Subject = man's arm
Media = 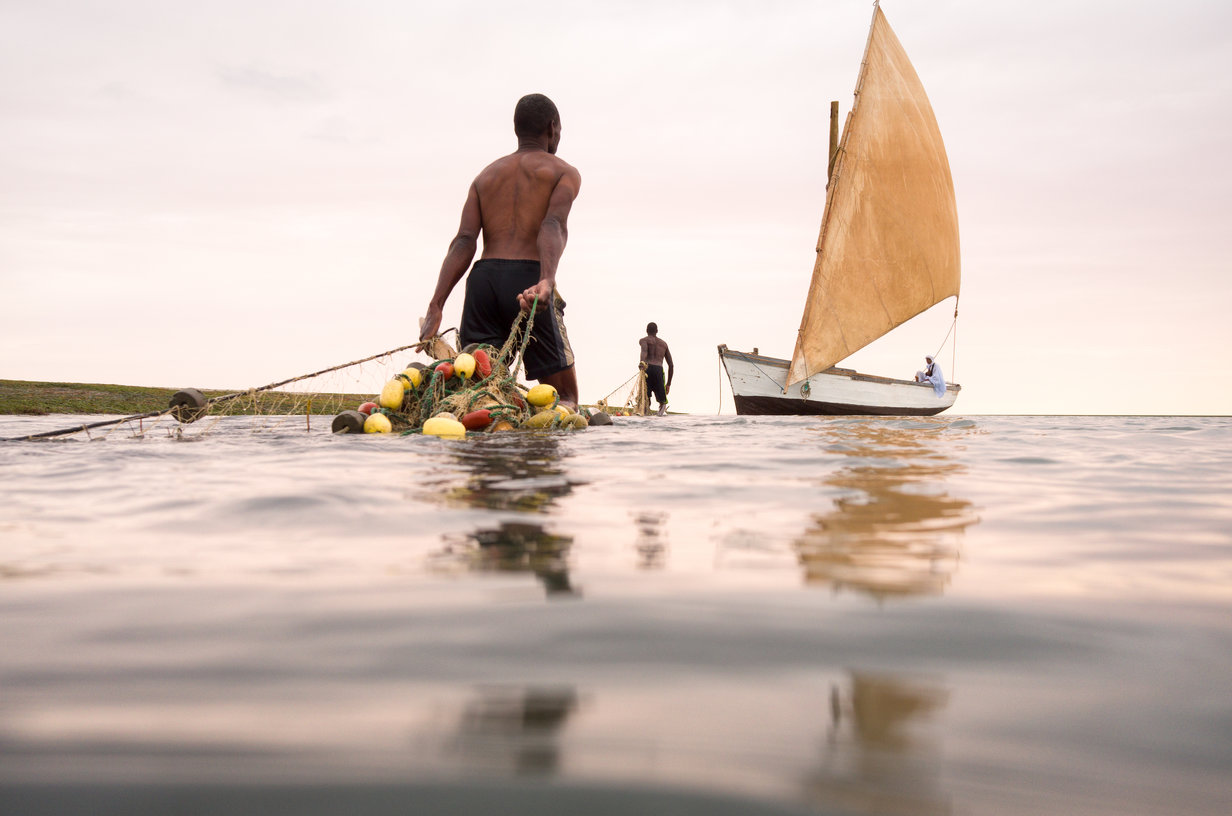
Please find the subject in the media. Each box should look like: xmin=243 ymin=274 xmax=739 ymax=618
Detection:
xmin=518 ymin=166 xmax=581 ymax=311
xmin=420 ymin=183 xmax=481 ymax=340
xmin=664 ymin=346 xmax=674 ymax=393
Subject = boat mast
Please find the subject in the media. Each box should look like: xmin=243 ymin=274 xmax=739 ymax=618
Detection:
xmin=827 ymin=101 xmax=837 ymax=184
xmin=789 ymin=4 xmax=881 ymax=389
xmin=827 ymin=100 xmax=839 ymax=185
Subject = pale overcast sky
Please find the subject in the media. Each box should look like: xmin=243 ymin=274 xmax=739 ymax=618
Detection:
xmin=2 ymin=0 xmax=1230 ymax=414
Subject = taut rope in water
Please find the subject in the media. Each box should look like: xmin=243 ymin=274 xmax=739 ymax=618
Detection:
xmin=3 ymin=338 xmax=439 ymax=443
xmin=6 ymin=296 xmax=604 ymax=442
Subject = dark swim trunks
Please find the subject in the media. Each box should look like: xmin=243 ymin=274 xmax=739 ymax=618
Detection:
xmin=645 ymin=364 xmax=666 ymax=404
xmin=458 ymin=259 xmax=574 ymax=381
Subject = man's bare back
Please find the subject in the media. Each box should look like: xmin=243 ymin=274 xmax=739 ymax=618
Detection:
xmin=640 ymin=335 xmax=670 ymax=367
xmin=418 ymin=93 xmax=582 ymax=404
xmin=639 ymin=324 xmax=674 ymax=415
xmin=473 ymin=150 xmax=575 ymax=262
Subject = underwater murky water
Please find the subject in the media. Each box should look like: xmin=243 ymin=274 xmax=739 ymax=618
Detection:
xmin=1 ymin=414 xmax=1230 ymax=815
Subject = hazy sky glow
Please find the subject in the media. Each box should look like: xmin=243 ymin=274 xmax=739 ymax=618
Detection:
xmin=2 ymin=0 xmax=1230 ymax=414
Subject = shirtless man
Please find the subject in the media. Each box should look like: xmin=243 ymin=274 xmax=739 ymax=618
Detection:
xmin=638 ymin=322 xmax=674 ymax=416
xmin=418 ymin=93 xmax=582 ymax=406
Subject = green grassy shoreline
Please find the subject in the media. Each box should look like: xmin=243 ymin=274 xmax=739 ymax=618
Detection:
xmin=0 ymin=380 xmax=364 ymax=416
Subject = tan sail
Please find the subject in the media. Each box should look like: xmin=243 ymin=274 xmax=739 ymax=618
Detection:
xmin=787 ymin=5 xmax=960 ymax=388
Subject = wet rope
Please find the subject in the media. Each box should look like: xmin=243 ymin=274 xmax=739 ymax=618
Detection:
xmin=4 ymin=408 xmax=172 ymax=442
xmin=4 ymin=337 xmax=449 ymax=443
xmin=6 ymin=299 xmax=570 ymax=443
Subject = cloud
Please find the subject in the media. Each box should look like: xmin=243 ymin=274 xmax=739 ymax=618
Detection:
xmin=307 ymin=114 xmax=350 ymax=145
xmin=216 ymin=64 xmax=329 ymax=104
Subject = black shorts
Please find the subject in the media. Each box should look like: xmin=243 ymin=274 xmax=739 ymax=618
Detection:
xmin=458 ymin=259 xmax=574 ymax=381
xmin=645 ymin=364 xmax=666 ymax=404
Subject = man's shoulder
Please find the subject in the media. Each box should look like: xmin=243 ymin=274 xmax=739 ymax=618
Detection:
xmin=477 ymin=151 xmax=578 ymax=184
xmin=541 ymin=154 xmax=581 ymax=189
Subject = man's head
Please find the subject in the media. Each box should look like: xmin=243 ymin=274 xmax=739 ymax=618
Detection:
xmin=646 ymin=322 xmax=658 ymax=335
xmin=514 ymin=94 xmax=561 ymax=153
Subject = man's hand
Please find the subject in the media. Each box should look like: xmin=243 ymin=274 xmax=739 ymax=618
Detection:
xmin=419 ymin=306 xmax=443 ymax=341
xmin=517 ymin=280 xmax=553 ymax=313
xmin=666 ymin=384 xmax=671 ymax=394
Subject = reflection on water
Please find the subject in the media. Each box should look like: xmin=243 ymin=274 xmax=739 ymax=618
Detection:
xmin=433 ymin=521 xmax=577 ymax=596
xmin=420 ymin=435 xmax=581 ymax=513
xmin=424 ymin=435 xmax=579 ymax=596
xmin=633 ymin=511 xmax=669 ymax=569
xmin=807 ymin=672 xmax=951 ymax=816
xmin=795 ymin=422 xmax=978 ymax=599
xmin=445 ymin=686 xmax=581 ymax=776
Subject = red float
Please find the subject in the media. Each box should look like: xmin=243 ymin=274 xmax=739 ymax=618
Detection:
xmin=460 ymin=408 xmax=493 ymax=430
xmin=473 ymin=349 xmax=492 ymax=379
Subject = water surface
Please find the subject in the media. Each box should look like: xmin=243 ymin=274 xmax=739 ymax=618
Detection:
xmin=1 ymin=414 xmax=1230 ymax=815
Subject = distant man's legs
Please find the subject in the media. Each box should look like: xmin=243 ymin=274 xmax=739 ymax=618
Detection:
xmin=645 ymin=364 xmax=667 ymax=415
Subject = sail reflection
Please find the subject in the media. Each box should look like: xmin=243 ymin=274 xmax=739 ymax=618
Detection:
xmin=796 ymin=421 xmax=978 ymax=599
xmin=807 ymin=671 xmax=951 ymax=815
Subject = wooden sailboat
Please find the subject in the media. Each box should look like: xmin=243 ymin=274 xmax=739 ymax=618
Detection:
xmin=720 ymin=3 xmax=961 ymax=416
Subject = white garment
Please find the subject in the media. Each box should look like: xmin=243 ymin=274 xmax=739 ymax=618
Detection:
xmin=915 ymin=359 xmax=946 ymax=398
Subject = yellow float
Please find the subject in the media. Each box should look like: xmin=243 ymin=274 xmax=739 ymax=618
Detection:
xmin=363 ymin=412 xmax=393 ymax=433
xmin=453 ymin=352 xmax=476 ymax=380
xmin=523 ymin=409 xmax=558 ymax=429
xmin=563 ymin=413 xmax=589 ymax=431
xmin=422 ymin=414 xmax=467 ymax=440
xmin=526 ymin=383 xmax=558 ymax=407
xmin=379 ymin=378 xmax=405 ymax=410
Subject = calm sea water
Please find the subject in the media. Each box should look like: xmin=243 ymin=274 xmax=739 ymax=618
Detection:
xmin=1 ymin=413 xmax=1230 ymax=815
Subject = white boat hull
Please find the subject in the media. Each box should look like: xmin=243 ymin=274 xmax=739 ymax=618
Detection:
xmin=718 ymin=345 xmax=959 ymax=416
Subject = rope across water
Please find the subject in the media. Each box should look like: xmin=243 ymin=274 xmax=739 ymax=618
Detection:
xmin=5 ymin=299 xmax=549 ymax=442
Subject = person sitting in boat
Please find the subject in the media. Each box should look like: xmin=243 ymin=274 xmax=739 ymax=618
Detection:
xmin=418 ymin=93 xmax=582 ymax=407
xmin=914 ymin=354 xmax=946 ymax=398
xmin=638 ymin=323 xmax=674 ymax=416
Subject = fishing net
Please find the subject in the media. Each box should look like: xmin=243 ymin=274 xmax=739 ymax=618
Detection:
xmin=593 ymin=367 xmax=649 ymax=418
xmin=6 ymin=301 xmax=610 ymax=442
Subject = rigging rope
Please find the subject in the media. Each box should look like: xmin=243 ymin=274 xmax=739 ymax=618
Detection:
xmin=932 ymin=303 xmax=959 ymax=382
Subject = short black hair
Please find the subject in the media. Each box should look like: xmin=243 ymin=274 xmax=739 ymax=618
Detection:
xmin=646 ymin=322 xmax=658 ymax=335
xmin=514 ymin=94 xmax=559 ymax=139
